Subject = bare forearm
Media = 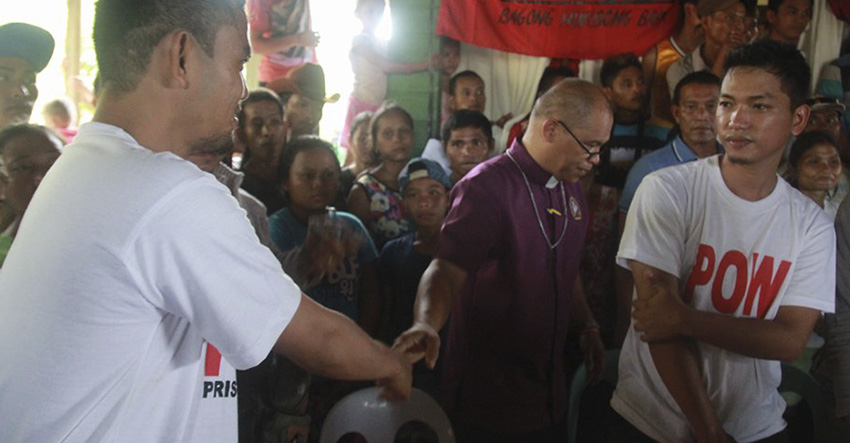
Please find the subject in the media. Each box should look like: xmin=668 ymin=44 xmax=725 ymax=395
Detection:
xmin=275 ymin=295 xmax=403 ymax=381
xmin=650 ymin=339 xmax=724 ymax=439
xmin=681 ymin=307 xmax=818 ymax=362
xmin=412 ymin=263 xmax=455 ymax=330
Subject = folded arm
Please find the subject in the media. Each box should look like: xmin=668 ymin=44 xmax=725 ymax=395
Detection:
xmin=630 ymin=261 xmax=729 ymax=442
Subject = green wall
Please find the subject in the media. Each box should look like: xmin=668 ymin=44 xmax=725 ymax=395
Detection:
xmin=386 ymin=0 xmax=440 ymax=156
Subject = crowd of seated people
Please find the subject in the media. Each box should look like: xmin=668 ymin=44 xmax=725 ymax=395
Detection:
xmin=4 ymin=1 xmax=850 ymax=442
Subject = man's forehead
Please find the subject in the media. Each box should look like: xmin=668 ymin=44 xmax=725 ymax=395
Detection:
xmin=245 ymin=100 xmax=282 ymax=117
xmin=721 ymin=68 xmax=783 ymax=98
xmin=0 ymin=56 xmax=35 ymax=73
xmin=450 ymin=127 xmax=487 ymax=139
xmin=682 ymin=83 xmax=720 ymax=99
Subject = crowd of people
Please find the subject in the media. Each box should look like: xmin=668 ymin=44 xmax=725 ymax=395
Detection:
xmin=0 ymin=0 xmax=850 ymax=442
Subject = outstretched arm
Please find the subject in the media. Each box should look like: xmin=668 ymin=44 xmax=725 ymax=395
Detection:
xmin=630 ymin=261 xmax=731 ymax=442
xmin=392 ymin=258 xmax=467 ymax=368
xmin=274 ymin=293 xmax=411 ymax=401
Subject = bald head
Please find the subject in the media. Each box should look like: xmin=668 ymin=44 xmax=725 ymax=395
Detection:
xmin=522 ymin=78 xmax=614 ymax=183
xmin=531 ymin=78 xmax=612 ymax=131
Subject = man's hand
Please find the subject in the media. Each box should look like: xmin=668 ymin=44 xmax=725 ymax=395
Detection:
xmin=376 ymin=349 xmax=413 ymax=402
xmin=579 ymin=330 xmax=605 ymax=384
xmin=632 ymin=267 xmax=689 ymax=342
xmin=393 ymin=322 xmax=440 ymax=369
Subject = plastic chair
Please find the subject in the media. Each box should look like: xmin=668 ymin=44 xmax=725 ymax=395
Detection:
xmin=319 ymin=387 xmax=455 ymax=443
xmin=779 ymin=362 xmax=836 ymax=443
xmin=567 ymin=349 xmax=621 ymax=443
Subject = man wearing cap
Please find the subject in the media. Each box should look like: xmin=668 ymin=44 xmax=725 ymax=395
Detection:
xmin=0 ymin=23 xmax=54 ymax=234
xmin=0 ymin=22 xmax=54 ymax=129
xmin=666 ymin=0 xmax=748 ymax=97
xmin=803 ymin=96 xmax=850 ymax=208
xmin=394 ymin=79 xmax=609 ymax=441
xmin=267 ymin=62 xmax=338 ymax=142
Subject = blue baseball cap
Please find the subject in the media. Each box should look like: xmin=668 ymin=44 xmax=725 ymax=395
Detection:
xmin=0 ymin=23 xmax=55 ymax=72
xmin=399 ymin=157 xmax=453 ymax=193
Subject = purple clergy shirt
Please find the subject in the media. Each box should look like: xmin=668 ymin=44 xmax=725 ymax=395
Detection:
xmin=435 ymin=139 xmax=589 ymax=433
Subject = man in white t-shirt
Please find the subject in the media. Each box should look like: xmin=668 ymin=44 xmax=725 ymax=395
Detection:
xmin=0 ymin=1 xmax=410 ymax=442
xmin=612 ymin=40 xmax=835 ymax=442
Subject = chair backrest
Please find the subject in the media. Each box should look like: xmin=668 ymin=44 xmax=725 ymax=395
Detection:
xmin=778 ymin=362 xmax=836 ymax=442
xmin=319 ymin=387 xmax=455 ymax=443
xmin=567 ymin=349 xmax=620 ymax=443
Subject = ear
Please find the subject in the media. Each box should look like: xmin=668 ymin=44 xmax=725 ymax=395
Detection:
xmin=790 ymin=104 xmax=811 ymax=137
xmin=671 ymin=104 xmax=682 ymax=126
xmin=602 ymin=86 xmax=614 ymax=101
xmin=540 ymin=118 xmax=559 ymax=143
xmin=487 ymin=137 xmax=495 ymax=153
xmin=163 ymin=31 xmax=192 ymax=90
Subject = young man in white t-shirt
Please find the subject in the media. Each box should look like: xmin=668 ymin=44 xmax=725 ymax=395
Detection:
xmin=0 ymin=1 xmax=411 ymax=442
xmin=612 ymin=39 xmax=835 ymax=442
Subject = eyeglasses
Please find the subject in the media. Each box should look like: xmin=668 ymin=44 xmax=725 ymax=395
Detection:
xmin=555 ymin=120 xmax=605 ymax=160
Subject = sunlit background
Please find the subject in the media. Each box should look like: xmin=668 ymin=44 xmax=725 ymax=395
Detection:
xmin=3 ymin=0 xmax=395 ymax=147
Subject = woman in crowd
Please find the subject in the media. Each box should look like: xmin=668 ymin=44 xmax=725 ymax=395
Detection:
xmin=0 ymin=125 xmax=62 ymax=267
xmin=345 ymin=103 xmax=414 ymax=249
xmin=786 ymin=130 xmax=844 ymax=220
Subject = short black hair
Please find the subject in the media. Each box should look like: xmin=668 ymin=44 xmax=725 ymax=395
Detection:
xmin=767 ymin=0 xmax=811 ymax=12
xmin=788 ymin=130 xmax=838 ymax=169
xmin=277 ymin=135 xmax=339 ymax=184
xmin=439 ymin=36 xmax=459 ymax=52
xmin=236 ymin=88 xmax=282 ymax=168
xmin=349 ymin=110 xmax=373 ymax=141
xmin=0 ymin=124 xmax=64 ymax=156
xmin=536 ymin=66 xmax=575 ymax=98
xmin=723 ymin=39 xmax=811 ymax=110
xmin=600 ymin=53 xmax=641 ymax=88
xmin=672 ymin=71 xmax=721 ymax=105
xmin=93 ymin=0 xmax=244 ymax=92
xmin=370 ymin=103 xmax=414 ymax=153
xmin=449 ymin=70 xmax=483 ymax=96
xmin=441 ymin=110 xmax=492 ymax=145
xmin=237 ymin=88 xmax=283 ymax=132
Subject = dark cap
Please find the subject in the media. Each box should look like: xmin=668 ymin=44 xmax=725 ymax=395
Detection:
xmin=267 ymin=63 xmax=339 ymax=103
xmin=807 ymin=96 xmax=846 ymax=114
xmin=399 ymin=158 xmax=453 ymax=193
xmin=0 ymin=23 xmax=55 ymax=72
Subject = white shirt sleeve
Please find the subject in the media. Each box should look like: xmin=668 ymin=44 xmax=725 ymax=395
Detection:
xmin=617 ymin=171 xmax=687 ymax=279
xmin=125 ymin=177 xmax=301 ymax=370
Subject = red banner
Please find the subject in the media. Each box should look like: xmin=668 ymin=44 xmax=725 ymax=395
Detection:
xmin=437 ymin=0 xmax=680 ymax=60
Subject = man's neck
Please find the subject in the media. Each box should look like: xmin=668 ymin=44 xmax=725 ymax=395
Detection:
xmin=615 ymin=109 xmax=642 ymax=125
xmin=414 ymin=227 xmax=440 ymax=255
xmin=700 ymin=41 xmax=722 ymax=69
xmin=767 ymin=32 xmax=799 ymax=46
xmin=673 ymin=25 xmax=701 ymax=54
xmin=93 ymin=86 xmax=192 ymax=158
xmin=718 ymin=155 xmax=781 ymax=202
xmin=684 ymin=138 xmax=719 ymax=159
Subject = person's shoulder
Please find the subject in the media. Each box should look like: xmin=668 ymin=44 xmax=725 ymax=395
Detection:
xmin=337 ymin=211 xmax=370 ymax=232
xmin=780 ymin=181 xmax=835 ymax=231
